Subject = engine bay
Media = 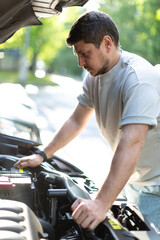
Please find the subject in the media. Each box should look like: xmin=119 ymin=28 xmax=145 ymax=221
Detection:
xmin=0 ymin=133 xmax=159 ymax=240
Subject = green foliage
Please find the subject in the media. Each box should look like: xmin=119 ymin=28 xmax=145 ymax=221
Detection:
xmin=99 ymin=0 xmax=160 ymax=64
xmin=50 ymin=47 xmax=82 ymax=76
xmin=29 ymin=15 xmax=66 ymax=64
xmin=1 ymin=1 xmax=159 ymax=79
xmin=50 ymin=7 xmax=85 ymax=77
xmin=0 ymin=29 xmax=24 ymax=50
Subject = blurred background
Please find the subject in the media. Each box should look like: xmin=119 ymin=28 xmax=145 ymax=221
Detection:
xmin=1 ymin=0 xmax=160 ymax=85
xmin=0 ymin=0 xmax=160 ymax=187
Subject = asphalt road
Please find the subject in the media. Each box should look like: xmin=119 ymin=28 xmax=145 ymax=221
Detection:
xmin=27 ymin=75 xmax=113 ymax=187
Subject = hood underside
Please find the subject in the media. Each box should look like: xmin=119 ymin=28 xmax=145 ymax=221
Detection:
xmin=0 ymin=0 xmax=89 ymax=44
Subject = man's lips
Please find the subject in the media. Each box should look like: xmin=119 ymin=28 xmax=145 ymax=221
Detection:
xmin=84 ymin=67 xmax=91 ymax=71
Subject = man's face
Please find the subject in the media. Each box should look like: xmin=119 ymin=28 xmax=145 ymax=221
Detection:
xmin=73 ymin=40 xmax=110 ymax=77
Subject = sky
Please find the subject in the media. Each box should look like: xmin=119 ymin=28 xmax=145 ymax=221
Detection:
xmin=84 ymin=0 xmax=99 ymax=11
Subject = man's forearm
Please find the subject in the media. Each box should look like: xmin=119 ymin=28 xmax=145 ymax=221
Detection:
xmin=95 ymin=140 xmax=141 ymax=211
xmin=14 ymin=104 xmax=93 ymax=169
xmin=43 ymin=117 xmax=84 ymax=158
xmin=43 ymin=104 xmax=94 ymax=158
xmin=95 ymin=124 xmax=149 ymax=212
xmin=71 ymin=135 xmax=144 ymax=230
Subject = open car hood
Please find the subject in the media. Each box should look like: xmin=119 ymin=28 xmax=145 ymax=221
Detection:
xmin=0 ymin=0 xmax=89 ymax=44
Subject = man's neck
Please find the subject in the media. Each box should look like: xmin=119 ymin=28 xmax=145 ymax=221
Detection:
xmin=107 ymin=47 xmax=121 ymax=72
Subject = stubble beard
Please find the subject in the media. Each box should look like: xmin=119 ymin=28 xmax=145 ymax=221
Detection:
xmin=94 ymin=58 xmax=110 ymax=76
xmin=84 ymin=52 xmax=110 ymax=77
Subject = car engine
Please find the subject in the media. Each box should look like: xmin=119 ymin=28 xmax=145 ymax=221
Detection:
xmin=0 ymin=133 xmax=159 ymax=240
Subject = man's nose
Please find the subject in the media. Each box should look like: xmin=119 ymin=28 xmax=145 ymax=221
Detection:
xmin=78 ymin=56 xmax=85 ymax=67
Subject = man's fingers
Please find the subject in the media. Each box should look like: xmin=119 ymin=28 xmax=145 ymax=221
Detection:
xmin=79 ymin=215 xmax=94 ymax=229
xmin=15 ymin=161 xmax=29 ymax=169
xmin=13 ymin=161 xmax=20 ymax=168
xmin=80 ymin=216 xmax=96 ymax=230
xmin=71 ymin=198 xmax=107 ymax=230
xmin=72 ymin=203 xmax=100 ymax=230
xmin=72 ymin=204 xmax=86 ymax=224
xmin=13 ymin=154 xmax=43 ymax=169
xmin=71 ymin=198 xmax=83 ymax=211
xmin=86 ymin=219 xmax=99 ymax=230
xmin=72 ymin=202 xmax=85 ymax=224
xmin=14 ymin=159 xmax=26 ymax=168
xmin=72 ymin=200 xmax=92 ymax=224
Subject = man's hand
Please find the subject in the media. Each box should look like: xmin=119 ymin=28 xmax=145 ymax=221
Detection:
xmin=71 ymin=198 xmax=107 ymax=230
xmin=13 ymin=154 xmax=44 ymax=169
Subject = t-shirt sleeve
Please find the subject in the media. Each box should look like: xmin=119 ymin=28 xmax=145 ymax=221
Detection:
xmin=120 ymin=82 xmax=160 ymax=128
xmin=77 ymin=74 xmax=94 ymax=108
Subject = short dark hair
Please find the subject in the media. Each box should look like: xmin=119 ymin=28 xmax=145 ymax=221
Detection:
xmin=66 ymin=11 xmax=119 ymax=48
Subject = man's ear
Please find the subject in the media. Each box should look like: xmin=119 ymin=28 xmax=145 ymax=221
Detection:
xmin=102 ymin=35 xmax=113 ymax=52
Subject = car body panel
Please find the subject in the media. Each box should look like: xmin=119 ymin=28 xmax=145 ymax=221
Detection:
xmin=0 ymin=0 xmax=89 ymax=44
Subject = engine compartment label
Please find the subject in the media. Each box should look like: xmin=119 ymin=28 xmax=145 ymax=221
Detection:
xmin=109 ymin=219 xmax=122 ymax=229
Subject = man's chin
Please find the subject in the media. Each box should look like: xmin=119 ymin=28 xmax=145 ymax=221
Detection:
xmin=89 ymin=72 xmax=96 ymax=77
xmin=86 ymin=69 xmax=105 ymax=77
xmin=85 ymin=69 xmax=96 ymax=77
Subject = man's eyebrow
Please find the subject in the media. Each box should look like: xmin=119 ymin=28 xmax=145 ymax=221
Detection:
xmin=73 ymin=49 xmax=87 ymax=55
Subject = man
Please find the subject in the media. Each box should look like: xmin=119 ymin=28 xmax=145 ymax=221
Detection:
xmin=14 ymin=11 xmax=160 ymax=231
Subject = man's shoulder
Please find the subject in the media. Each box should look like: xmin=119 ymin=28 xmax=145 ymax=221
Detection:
xmin=121 ymin=50 xmax=152 ymax=68
xmin=121 ymin=50 xmax=159 ymax=83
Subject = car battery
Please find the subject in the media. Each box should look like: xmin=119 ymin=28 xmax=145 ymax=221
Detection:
xmin=0 ymin=169 xmax=34 ymax=210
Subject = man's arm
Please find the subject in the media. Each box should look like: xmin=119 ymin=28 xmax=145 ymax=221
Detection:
xmin=14 ymin=103 xmax=93 ymax=168
xmin=43 ymin=103 xmax=94 ymax=158
xmin=71 ymin=124 xmax=149 ymax=230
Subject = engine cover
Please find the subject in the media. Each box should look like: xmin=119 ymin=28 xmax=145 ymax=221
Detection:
xmin=0 ymin=199 xmax=44 ymax=240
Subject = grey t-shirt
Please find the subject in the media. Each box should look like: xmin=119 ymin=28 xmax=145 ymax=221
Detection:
xmin=78 ymin=50 xmax=160 ymax=185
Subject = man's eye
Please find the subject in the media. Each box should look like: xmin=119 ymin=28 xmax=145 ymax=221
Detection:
xmin=82 ymin=52 xmax=88 ymax=57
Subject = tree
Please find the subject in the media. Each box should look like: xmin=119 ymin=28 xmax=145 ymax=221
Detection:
xmin=99 ymin=0 xmax=160 ymax=64
xmin=49 ymin=7 xmax=85 ymax=76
